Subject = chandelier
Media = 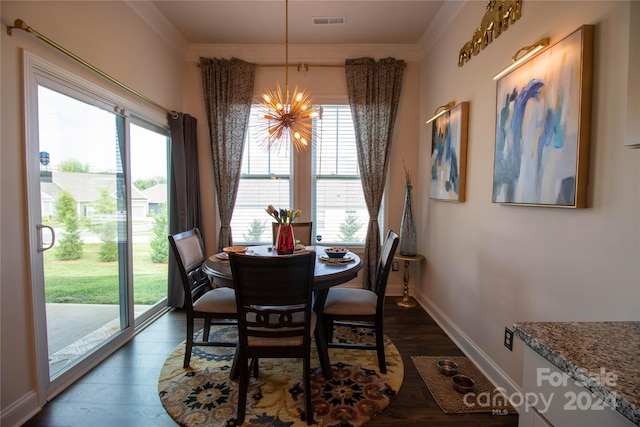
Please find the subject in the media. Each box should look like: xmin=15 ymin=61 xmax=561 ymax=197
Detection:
xmin=256 ymin=0 xmax=319 ymax=152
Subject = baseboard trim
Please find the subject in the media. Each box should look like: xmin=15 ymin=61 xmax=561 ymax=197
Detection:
xmin=413 ymin=290 xmax=522 ymax=402
xmin=1 ymin=390 xmax=40 ymax=427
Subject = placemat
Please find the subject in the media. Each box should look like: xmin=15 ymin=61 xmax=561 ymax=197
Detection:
xmin=411 ymin=356 xmax=517 ymax=414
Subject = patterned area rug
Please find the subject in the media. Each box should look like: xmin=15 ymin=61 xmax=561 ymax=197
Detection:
xmin=159 ymin=325 xmax=403 ymax=426
xmin=411 ymin=356 xmax=516 ymax=415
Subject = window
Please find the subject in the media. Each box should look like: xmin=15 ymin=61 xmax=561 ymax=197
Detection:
xmin=232 ymin=104 xmax=373 ymax=246
xmin=312 ymin=105 xmax=368 ymax=244
xmin=231 ymin=116 xmax=291 ymax=244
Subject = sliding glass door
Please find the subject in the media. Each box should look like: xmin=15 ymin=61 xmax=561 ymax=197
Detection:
xmin=129 ymin=122 xmax=170 ymax=324
xmin=38 ymin=86 xmax=130 ymax=378
xmin=25 ymin=52 xmax=169 ymax=401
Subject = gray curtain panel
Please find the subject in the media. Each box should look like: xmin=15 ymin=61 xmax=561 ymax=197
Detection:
xmin=168 ymin=112 xmax=202 ymax=308
xmin=200 ymin=57 xmax=256 ymax=251
xmin=345 ymin=57 xmax=405 ymax=290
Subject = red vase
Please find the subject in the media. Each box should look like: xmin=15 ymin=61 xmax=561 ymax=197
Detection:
xmin=275 ymin=224 xmax=295 ymax=255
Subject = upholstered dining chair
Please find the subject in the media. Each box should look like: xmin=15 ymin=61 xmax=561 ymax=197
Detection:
xmin=168 ymin=228 xmax=237 ymax=368
xmin=229 ymin=251 xmax=316 ymax=425
xmin=272 ymin=221 xmax=313 ymax=246
xmin=321 ymin=230 xmax=399 ymax=373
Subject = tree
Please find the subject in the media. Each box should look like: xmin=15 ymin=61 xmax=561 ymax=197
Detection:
xmin=89 ymin=187 xmax=118 ymax=262
xmin=54 ymin=191 xmax=83 ymax=260
xmin=60 ymin=158 xmax=89 ymax=173
xmin=150 ymin=206 xmax=168 ymax=263
xmin=244 ymin=219 xmax=267 ymax=242
xmin=93 ymin=187 xmax=116 ymax=215
xmin=134 ymin=176 xmax=167 ymax=191
xmin=338 ymin=211 xmax=363 ymax=242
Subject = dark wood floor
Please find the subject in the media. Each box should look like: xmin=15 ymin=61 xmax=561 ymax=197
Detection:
xmin=24 ymin=300 xmax=518 ymax=427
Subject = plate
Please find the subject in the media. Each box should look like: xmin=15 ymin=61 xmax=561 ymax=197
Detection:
xmin=214 ymin=252 xmax=229 ymax=260
xmin=223 ymin=246 xmax=247 ymax=253
xmin=319 ymin=254 xmax=355 ymax=264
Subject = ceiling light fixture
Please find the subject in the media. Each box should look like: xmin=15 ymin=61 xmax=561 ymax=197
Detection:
xmin=257 ymin=0 xmax=319 ymax=152
xmin=493 ymin=37 xmax=550 ymax=81
xmin=426 ymin=101 xmax=456 ymax=124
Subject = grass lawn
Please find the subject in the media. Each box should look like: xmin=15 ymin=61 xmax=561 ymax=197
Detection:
xmin=44 ymin=242 xmax=167 ymax=304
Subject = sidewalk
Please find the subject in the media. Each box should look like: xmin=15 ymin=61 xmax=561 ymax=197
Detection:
xmin=46 ymin=303 xmax=151 ymax=374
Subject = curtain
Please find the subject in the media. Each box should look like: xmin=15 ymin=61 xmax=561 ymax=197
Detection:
xmin=345 ymin=57 xmax=405 ymax=290
xmin=168 ymin=112 xmax=202 ymax=307
xmin=200 ymin=57 xmax=256 ymax=251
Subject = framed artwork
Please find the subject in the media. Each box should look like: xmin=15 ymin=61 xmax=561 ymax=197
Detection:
xmin=492 ymin=25 xmax=594 ymax=208
xmin=430 ymin=102 xmax=469 ymax=202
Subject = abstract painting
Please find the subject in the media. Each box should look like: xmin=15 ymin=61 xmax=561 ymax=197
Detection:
xmin=492 ymin=25 xmax=593 ymax=207
xmin=430 ymin=102 xmax=469 ymax=202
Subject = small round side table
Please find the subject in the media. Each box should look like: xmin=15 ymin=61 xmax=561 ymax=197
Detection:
xmin=394 ymin=253 xmax=424 ymax=308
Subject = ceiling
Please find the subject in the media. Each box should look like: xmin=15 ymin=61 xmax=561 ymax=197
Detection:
xmin=150 ymin=1 xmax=447 ymax=45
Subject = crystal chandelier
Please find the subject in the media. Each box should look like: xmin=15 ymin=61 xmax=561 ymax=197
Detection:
xmin=256 ymin=0 xmax=319 ymax=152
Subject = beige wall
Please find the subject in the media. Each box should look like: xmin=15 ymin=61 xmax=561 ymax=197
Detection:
xmin=418 ymin=0 xmax=640 ymax=393
xmin=3 ymin=0 xmax=637 ymax=425
xmin=182 ymin=45 xmax=422 ymax=258
xmin=0 ymin=1 xmax=185 ymax=424
xmin=1 ymin=2 xmax=419 ymax=424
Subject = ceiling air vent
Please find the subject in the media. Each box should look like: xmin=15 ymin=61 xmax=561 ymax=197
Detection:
xmin=312 ymin=16 xmax=346 ymax=25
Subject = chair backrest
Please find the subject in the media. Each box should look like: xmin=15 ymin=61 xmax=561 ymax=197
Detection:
xmin=168 ymin=228 xmax=209 ymax=309
xmin=229 ymin=251 xmax=316 ymax=345
xmin=373 ymin=230 xmax=400 ymax=301
xmin=272 ymin=222 xmax=313 ymax=246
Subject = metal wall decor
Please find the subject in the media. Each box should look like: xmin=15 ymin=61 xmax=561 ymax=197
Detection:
xmin=458 ymin=0 xmax=523 ymax=67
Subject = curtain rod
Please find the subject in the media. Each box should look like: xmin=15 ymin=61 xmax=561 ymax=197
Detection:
xmin=7 ymin=19 xmax=178 ymax=118
xmin=197 ymin=62 xmax=406 ymax=69
xmin=197 ymin=62 xmax=344 ymax=71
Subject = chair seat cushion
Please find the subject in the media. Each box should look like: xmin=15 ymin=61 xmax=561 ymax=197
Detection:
xmin=193 ymin=287 xmax=237 ymax=313
xmin=248 ymin=311 xmax=316 ymax=347
xmin=323 ymin=288 xmax=377 ymax=315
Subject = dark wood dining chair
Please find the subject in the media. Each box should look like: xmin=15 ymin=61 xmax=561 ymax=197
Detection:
xmin=272 ymin=221 xmax=313 ymax=246
xmin=321 ymin=229 xmax=399 ymax=373
xmin=168 ymin=228 xmax=237 ymax=368
xmin=229 ymin=250 xmax=316 ymax=425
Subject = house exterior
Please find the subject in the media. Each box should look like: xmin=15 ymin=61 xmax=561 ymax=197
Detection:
xmin=1 ymin=1 xmax=638 ymax=426
xmin=40 ymin=171 xmax=149 ymax=220
xmin=142 ymin=183 xmax=167 ymax=216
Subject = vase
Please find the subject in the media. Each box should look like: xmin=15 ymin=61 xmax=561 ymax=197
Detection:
xmin=399 ymin=185 xmax=417 ymax=256
xmin=275 ymin=224 xmax=295 ymax=255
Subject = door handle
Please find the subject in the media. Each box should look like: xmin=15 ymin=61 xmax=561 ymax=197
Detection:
xmin=37 ymin=224 xmax=55 ymax=252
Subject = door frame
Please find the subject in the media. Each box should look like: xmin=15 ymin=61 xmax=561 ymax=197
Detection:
xmin=23 ymin=50 xmax=169 ymax=405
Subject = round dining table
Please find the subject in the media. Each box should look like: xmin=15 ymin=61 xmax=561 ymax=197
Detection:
xmin=203 ymin=245 xmax=362 ymax=379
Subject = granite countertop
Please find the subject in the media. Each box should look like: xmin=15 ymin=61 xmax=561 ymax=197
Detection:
xmin=513 ymin=321 xmax=640 ymax=426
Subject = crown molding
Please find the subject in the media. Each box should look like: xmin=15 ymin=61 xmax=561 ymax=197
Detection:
xmin=125 ymin=0 xmax=189 ymax=58
xmin=185 ymin=43 xmax=423 ymax=64
xmin=127 ymin=0 xmax=428 ymax=65
xmin=419 ymin=0 xmax=467 ymax=56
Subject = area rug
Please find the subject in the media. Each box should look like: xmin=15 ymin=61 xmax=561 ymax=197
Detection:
xmin=411 ymin=356 xmax=516 ymax=415
xmin=159 ymin=325 xmax=403 ymax=426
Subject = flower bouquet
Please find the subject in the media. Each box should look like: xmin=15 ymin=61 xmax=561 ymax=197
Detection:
xmin=266 ymin=205 xmax=300 ymax=254
xmin=265 ymin=205 xmax=301 ymax=225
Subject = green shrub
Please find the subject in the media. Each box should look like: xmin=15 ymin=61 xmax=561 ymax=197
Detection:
xmin=244 ymin=219 xmax=267 ymax=242
xmin=54 ymin=191 xmax=83 ymax=260
xmin=99 ymin=241 xmax=118 ymax=262
xmin=55 ymin=220 xmax=84 ymax=260
xmin=338 ymin=211 xmax=363 ymax=242
xmin=150 ymin=207 xmax=168 ymax=263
